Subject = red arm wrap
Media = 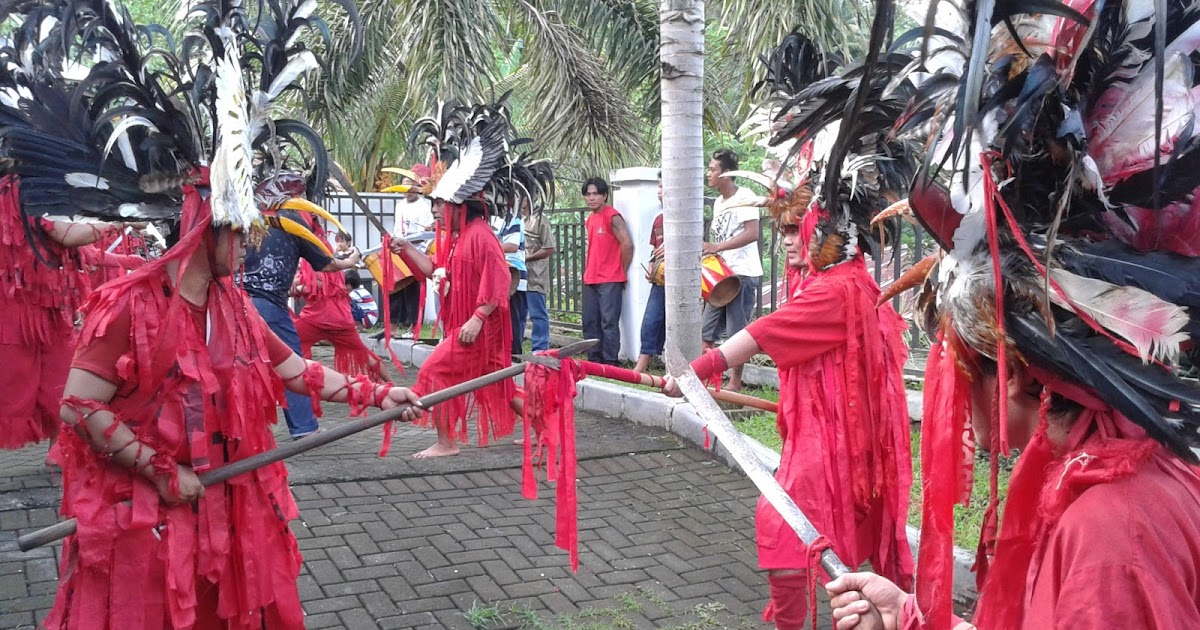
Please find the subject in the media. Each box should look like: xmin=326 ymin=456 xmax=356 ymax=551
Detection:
xmin=689 ymin=349 xmax=729 ymax=388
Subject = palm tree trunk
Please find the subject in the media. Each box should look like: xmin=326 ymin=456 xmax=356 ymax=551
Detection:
xmin=660 ymin=0 xmax=705 ymax=361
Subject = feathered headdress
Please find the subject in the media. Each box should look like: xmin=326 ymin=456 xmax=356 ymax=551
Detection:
xmin=896 ymin=0 xmax=1200 ymax=626
xmin=0 ymin=0 xmax=360 ymax=246
xmin=736 ymin=24 xmax=920 ymax=270
xmin=405 ymin=95 xmax=555 ymax=219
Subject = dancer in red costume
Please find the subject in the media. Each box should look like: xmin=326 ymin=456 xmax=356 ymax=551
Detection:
xmin=823 ymin=1 xmax=1200 ymax=628
xmin=272 ymin=177 xmax=381 ymax=380
xmin=664 ymin=30 xmax=918 ymax=629
xmin=0 ymin=0 xmax=424 ymax=627
xmin=392 ymin=196 xmax=513 ymax=458
xmin=391 ymin=101 xmax=555 ymax=458
xmin=293 ymin=250 xmax=384 ymax=380
xmin=49 ymin=197 xmax=420 ymax=630
xmin=0 ymin=177 xmax=123 ymax=450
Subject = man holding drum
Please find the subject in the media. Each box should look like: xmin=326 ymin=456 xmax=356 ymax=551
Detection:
xmin=702 ymin=149 xmax=762 ymax=391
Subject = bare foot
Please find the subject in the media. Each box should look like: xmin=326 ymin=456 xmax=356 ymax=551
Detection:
xmin=513 ymin=438 xmax=524 ymax=445
xmin=413 ymin=442 xmax=460 ymax=459
xmin=726 ymin=381 xmax=743 ymax=393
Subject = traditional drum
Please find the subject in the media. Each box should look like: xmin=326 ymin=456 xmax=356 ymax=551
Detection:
xmin=701 ymin=254 xmax=741 ymax=307
xmin=648 ymin=257 xmax=665 ymax=286
xmin=364 ymin=250 xmax=415 ymax=293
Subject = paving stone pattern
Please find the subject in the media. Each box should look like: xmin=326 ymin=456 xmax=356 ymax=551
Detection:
xmin=0 ymin=347 xmax=830 ymax=629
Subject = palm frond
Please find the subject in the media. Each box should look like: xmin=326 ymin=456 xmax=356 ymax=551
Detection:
xmin=506 ymin=0 xmax=646 ymax=174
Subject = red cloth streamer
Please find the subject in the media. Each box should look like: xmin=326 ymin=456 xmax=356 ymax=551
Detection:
xmin=377 ymin=233 xmax=406 ymax=376
xmin=521 ymin=349 xmax=585 ymax=571
xmin=806 ymin=536 xmax=835 ymax=630
xmin=915 ymin=329 xmax=974 ymax=630
xmin=980 ymin=154 xmax=1011 ymax=456
xmin=301 ymin=361 xmax=326 ymax=419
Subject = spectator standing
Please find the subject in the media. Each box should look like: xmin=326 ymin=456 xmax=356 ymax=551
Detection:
xmin=581 ymin=177 xmax=633 ymax=365
xmin=492 ymin=212 xmax=527 ymax=355
xmin=386 ymin=165 xmax=434 ymax=339
xmin=523 ymin=201 xmax=556 ymax=352
xmin=633 ymin=173 xmax=665 ymax=374
xmin=702 ymin=149 xmax=762 ymax=391
xmin=244 ymin=175 xmax=360 ymax=439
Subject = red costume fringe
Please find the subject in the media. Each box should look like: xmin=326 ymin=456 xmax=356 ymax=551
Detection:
xmin=521 ymin=352 xmax=585 ymax=571
xmin=293 ymin=258 xmax=384 ymax=380
xmin=44 ymin=185 xmax=304 ymax=630
xmin=411 ymin=211 xmax=515 ymax=445
xmin=0 ymin=175 xmax=88 ymax=447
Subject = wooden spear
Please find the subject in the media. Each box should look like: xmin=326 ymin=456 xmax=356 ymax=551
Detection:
xmin=572 ymin=360 xmax=778 ymax=413
xmin=17 ymin=339 xmax=597 ymax=552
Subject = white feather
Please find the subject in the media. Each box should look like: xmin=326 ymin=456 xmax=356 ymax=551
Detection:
xmin=720 ymin=169 xmax=777 ymax=190
xmin=1049 ymin=268 xmax=1190 ymax=363
xmin=430 ymin=137 xmax=484 ymax=203
xmin=65 ymin=173 xmax=110 ymax=189
xmin=210 ymin=42 xmax=258 ymax=230
xmin=143 ymin=223 xmax=167 ymax=249
xmin=292 ymin=0 xmax=318 ymax=21
xmin=266 ymin=51 xmax=318 ymax=100
xmin=102 ymin=116 xmax=158 ymax=163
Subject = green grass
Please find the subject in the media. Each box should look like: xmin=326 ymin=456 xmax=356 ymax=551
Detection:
xmin=731 ymin=403 xmax=1012 ymax=552
xmin=908 ymin=431 xmax=1015 ymax=551
xmin=464 ymin=602 xmax=507 ymax=628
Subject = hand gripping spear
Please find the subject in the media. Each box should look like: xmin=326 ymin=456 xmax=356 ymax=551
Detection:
xmin=665 ymin=347 xmax=851 ymax=580
xmin=17 ymin=339 xmax=598 ymax=552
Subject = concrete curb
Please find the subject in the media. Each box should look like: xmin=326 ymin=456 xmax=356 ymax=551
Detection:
xmin=376 ymin=336 xmax=977 ymax=606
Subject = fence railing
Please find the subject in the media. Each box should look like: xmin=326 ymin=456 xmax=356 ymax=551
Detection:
xmin=322 ymin=194 xmax=933 ymax=348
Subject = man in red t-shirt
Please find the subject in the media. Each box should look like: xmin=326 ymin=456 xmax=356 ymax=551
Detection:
xmin=634 ymin=173 xmax=665 ymax=374
xmin=581 ymin=177 xmax=633 ymax=365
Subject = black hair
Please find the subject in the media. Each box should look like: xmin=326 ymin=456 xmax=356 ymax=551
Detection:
xmin=581 ymin=177 xmax=609 ymax=198
xmin=336 ymin=231 xmax=352 ymax=242
xmin=345 ymin=270 xmax=361 ymax=289
xmin=712 ymin=149 xmax=739 ymax=173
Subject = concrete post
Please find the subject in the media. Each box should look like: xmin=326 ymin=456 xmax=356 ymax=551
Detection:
xmin=609 ymin=167 xmax=660 ymax=361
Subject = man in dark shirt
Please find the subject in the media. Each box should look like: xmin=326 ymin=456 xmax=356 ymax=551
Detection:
xmin=244 ymin=208 xmax=359 ymax=438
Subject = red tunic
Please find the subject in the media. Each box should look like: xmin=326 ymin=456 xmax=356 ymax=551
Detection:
xmin=583 ymin=205 xmax=627 ymax=284
xmin=413 ymin=216 xmax=515 ymax=444
xmin=903 ymin=415 xmax=1200 ymax=629
xmin=0 ymin=176 xmax=88 ymax=448
xmin=293 ymin=259 xmax=383 ymax=379
xmin=744 ymin=258 xmax=913 ymax=584
xmin=44 ymin=263 xmax=303 ymax=630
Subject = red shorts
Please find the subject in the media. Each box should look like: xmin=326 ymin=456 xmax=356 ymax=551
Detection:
xmin=0 ymin=337 xmax=74 ymax=448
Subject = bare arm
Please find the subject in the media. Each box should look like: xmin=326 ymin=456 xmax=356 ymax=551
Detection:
xmin=500 ymin=242 xmax=519 ymax=254
xmin=44 ymin=221 xmax=118 ymax=248
xmin=716 ymin=330 xmax=762 ymax=368
xmin=321 ymin=250 xmax=360 ymax=272
xmin=611 ymin=215 xmax=634 ymax=272
xmin=390 ymin=239 xmax=435 ymax=277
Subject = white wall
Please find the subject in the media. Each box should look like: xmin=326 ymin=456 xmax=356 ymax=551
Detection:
xmin=609 ymin=167 xmax=661 ymax=361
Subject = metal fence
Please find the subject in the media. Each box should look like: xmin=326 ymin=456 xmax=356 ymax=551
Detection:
xmin=322 ymin=194 xmax=933 ymax=347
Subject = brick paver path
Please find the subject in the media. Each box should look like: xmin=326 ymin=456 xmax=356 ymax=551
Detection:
xmin=0 ymin=347 xmax=831 ymax=629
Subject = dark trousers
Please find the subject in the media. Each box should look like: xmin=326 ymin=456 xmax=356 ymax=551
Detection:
xmin=582 ymin=282 xmax=623 ymax=364
xmin=251 ymin=297 xmax=319 ymax=437
xmin=388 ymin=281 xmax=422 ymax=327
xmin=510 ymin=291 xmax=528 ymax=355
